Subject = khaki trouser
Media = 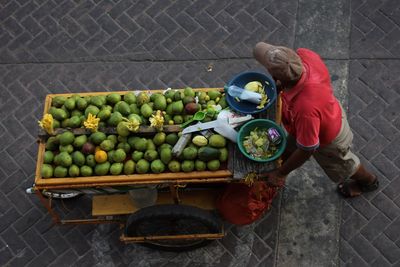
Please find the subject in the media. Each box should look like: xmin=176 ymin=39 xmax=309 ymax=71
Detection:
xmin=286 ymin=106 xmax=360 ymax=183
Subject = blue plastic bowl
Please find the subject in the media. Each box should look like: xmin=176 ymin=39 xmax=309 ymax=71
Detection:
xmin=237 ymin=119 xmax=287 ymax=163
xmin=226 ymin=71 xmax=277 ymax=114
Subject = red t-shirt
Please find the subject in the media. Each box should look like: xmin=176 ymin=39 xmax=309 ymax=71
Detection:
xmin=281 ymin=48 xmax=342 ymax=150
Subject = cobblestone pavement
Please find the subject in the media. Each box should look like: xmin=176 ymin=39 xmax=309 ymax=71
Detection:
xmin=0 ymin=0 xmax=399 ymax=266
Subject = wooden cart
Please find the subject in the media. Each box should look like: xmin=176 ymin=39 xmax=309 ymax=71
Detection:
xmin=32 ymin=88 xmax=279 ymax=251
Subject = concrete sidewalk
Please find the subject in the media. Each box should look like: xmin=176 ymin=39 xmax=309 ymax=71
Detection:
xmin=0 ymin=0 xmax=399 ymax=266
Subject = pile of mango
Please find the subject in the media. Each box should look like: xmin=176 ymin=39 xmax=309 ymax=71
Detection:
xmin=41 ymin=129 xmax=228 ymax=178
xmin=47 ymin=88 xmax=227 ymax=129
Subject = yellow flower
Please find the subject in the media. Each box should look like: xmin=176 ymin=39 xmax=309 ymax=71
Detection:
xmin=124 ymin=116 xmax=141 ymax=132
xmin=84 ymin=113 xmax=100 ymax=132
xmin=149 ymin=110 xmax=164 ymax=131
xmin=38 ymin=113 xmax=54 ymax=135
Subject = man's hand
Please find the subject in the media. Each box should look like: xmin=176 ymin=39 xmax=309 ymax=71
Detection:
xmin=259 ymin=169 xmax=287 ymax=187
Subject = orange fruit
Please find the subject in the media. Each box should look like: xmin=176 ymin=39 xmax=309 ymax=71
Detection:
xmin=95 ymin=146 xmax=102 ymax=152
xmin=95 ymin=150 xmax=107 ymax=163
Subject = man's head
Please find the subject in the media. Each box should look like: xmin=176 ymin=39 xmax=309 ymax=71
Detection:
xmin=253 ymin=42 xmax=303 ymax=89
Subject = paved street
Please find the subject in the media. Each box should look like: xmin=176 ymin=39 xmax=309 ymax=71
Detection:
xmin=0 ymin=0 xmax=399 ymax=266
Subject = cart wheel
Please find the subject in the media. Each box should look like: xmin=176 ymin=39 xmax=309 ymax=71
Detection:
xmin=125 ymin=204 xmax=221 ymax=251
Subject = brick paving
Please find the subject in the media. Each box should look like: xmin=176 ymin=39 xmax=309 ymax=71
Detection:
xmin=0 ymin=0 xmax=399 ymax=266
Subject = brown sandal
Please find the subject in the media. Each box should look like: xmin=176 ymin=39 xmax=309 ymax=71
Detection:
xmin=337 ymin=177 xmax=379 ymax=198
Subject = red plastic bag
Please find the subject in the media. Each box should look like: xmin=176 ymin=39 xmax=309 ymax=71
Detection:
xmin=216 ymin=182 xmax=278 ymax=225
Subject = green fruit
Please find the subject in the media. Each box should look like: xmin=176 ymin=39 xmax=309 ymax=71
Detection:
xmin=173 ymin=115 xmax=183 ymax=124
xmin=107 ymin=112 xmax=123 ymax=127
xmin=53 ymin=119 xmax=60 ymax=129
xmin=160 ymin=148 xmax=172 ymax=164
xmin=184 ymin=87 xmax=195 ymax=97
xmin=116 ymin=101 xmax=131 ymax=116
xmin=137 ymin=92 xmax=150 ymax=106
xmin=131 ymin=151 xmax=144 ymax=162
xmin=107 ymin=150 xmax=115 ymax=163
xmin=117 ymin=142 xmax=131 ymax=153
xmin=97 ymin=109 xmax=111 ymax=121
xmin=100 ymin=139 xmax=115 ymax=151
xmin=41 ymin=164 xmax=53 ymax=178
xmin=165 ymin=133 xmax=179 ymax=146
xmin=198 ymin=146 xmax=221 ymax=161
xmin=134 ymin=138 xmax=148 ymax=152
xmin=68 ymin=116 xmax=81 ymax=128
xmin=95 ymin=162 xmax=110 ymax=175
xmin=102 ymin=105 xmax=113 ymax=112
xmin=110 ymin=163 xmax=123 ymax=175
xmin=183 ymin=147 xmax=197 ymax=160
xmin=59 ymin=144 xmax=74 ymax=153
xmin=151 ymin=159 xmax=165 ymax=173
xmin=71 ymin=110 xmax=82 ymax=117
xmin=61 ymin=118 xmax=70 ymax=128
xmin=153 ymin=132 xmax=166 ymax=146
xmin=76 ymin=98 xmax=88 ymax=110
xmin=145 ymin=140 xmax=155 ymax=151
xmin=208 ymin=90 xmax=221 ymax=100
xmin=183 ymin=96 xmax=195 ymax=105
xmin=150 ymin=93 xmax=161 ymax=102
xmin=73 ymin=135 xmax=87 ymax=148
xmin=158 ymin=143 xmax=172 ymax=153
xmin=64 ymin=98 xmax=76 ymax=110
xmin=59 ymin=131 xmax=74 ymax=146
xmin=208 ymin=134 xmax=226 ymax=148
xmin=52 ymin=96 xmax=67 ymax=107
xmin=129 ymin=104 xmax=140 ymax=114
xmin=219 ymin=148 xmax=228 ymax=162
xmin=144 ymin=150 xmax=158 ymax=161
xmin=106 ymin=93 xmax=121 ymax=105
xmin=154 ymin=95 xmax=167 ymax=110
xmin=58 ymin=152 xmax=72 ymax=167
xmin=136 ymin=159 xmax=150 ymax=174
xmin=52 ymin=108 xmax=68 ymax=121
xmin=164 ymin=90 xmax=175 ymax=99
xmin=90 ymin=96 xmax=106 ymax=108
xmin=218 ymin=95 xmax=227 ymax=109
xmin=90 ymin=132 xmax=106 ymax=145
xmin=117 ymin=135 xmax=127 ymax=143
xmin=181 ymin=160 xmax=194 ymax=172
xmin=44 ymin=151 xmax=54 ymax=164
xmin=168 ymin=160 xmax=181 ymax=172
xmin=123 ymin=160 xmax=135 ymax=175
xmin=107 ymin=135 xmax=118 ymax=145
xmin=112 ymin=148 xmax=126 ymax=163
xmin=72 ymin=151 xmax=86 ymax=167
xmin=166 ymin=103 xmax=173 ymax=115
xmin=68 ymin=165 xmax=80 ymax=177
xmin=195 ymin=160 xmax=206 ymax=171
xmin=124 ymin=93 xmax=137 ymax=104
xmin=207 ymin=160 xmax=220 ymax=171
xmin=174 ymin=91 xmax=182 ymax=101
xmin=192 ymin=136 xmax=208 ymax=147
xmin=116 ymin=122 xmax=130 ymax=137
xmin=80 ymin=165 xmax=93 ymax=177
xmin=86 ymin=155 xmax=96 ymax=167
xmin=140 ymin=103 xmax=153 ymax=118
xmin=128 ymin=136 xmax=140 ymax=148
xmin=54 ymin=166 xmax=68 ymax=178
xmin=172 ymin=101 xmax=184 ymax=114
xmin=84 ymin=105 xmax=100 ymax=117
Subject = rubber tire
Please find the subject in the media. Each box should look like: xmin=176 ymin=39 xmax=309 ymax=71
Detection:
xmin=125 ymin=204 xmax=221 ymax=251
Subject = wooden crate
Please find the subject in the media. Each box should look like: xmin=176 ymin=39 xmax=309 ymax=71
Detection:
xmin=35 ymin=88 xmax=234 ymax=190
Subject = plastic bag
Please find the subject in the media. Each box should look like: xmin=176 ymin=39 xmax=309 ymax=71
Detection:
xmin=216 ymin=181 xmax=278 ymax=225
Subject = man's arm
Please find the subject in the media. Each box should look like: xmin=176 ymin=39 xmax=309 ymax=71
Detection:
xmin=278 ymin=148 xmax=314 ymax=175
xmin=260 ymin=148 xmax=314 ymax=186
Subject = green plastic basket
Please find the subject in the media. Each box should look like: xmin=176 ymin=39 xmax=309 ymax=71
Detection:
xmin=237 ymin=119 xmax=287 ymax=163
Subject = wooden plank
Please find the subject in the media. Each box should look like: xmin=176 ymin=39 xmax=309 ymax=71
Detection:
xmin=92 ymin=189 xmax=220 ymax=216
xmin=35 ymin=170 xmax=232 ymax=187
